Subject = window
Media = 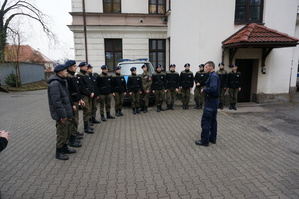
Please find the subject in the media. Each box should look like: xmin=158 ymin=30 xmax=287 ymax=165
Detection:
xmin=149 ymin=0 xmax=166 ymax=14
xmin=103 ymin=0 xmax=121 ymax=13
xmin=149 ymin=39 xmax=166 ymax=70
xmin=235 ymin=0 xmax=263 ymax=23
xmin=105 ymin=39 xmax=122 ymax=71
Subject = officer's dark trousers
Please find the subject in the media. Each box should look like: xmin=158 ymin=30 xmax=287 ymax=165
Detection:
xmin=200 ymin=98 xmax=218 ymax=144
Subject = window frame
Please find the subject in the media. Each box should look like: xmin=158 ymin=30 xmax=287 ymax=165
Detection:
xmin=103 ymin=0 xmax=121 ymax=13
xmin=104 ymin=39 xmax=123 ymax=71
xmin=149 ymin=39 xmax=166 ymax=71
xmin=234 ymin=0 xmax=264 ymax=24
xmin=149 ymin=0 xmax=166 ymax=14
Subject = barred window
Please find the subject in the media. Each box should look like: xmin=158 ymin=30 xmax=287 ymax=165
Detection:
xmin=235 ymin=0 xmax=263 ymax=23
xmin=103 ymin=0 xmax=121 ymax=13
xmin=149 ymin=0 xmax=166 ymax=14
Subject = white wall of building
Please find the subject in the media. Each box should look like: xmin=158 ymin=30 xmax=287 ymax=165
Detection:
xmin=123 ymin=0 xmax=148 ymax=14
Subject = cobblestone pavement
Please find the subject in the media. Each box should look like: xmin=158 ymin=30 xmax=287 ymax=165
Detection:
xmin=0 ymin=90 xmax=299 ymax=199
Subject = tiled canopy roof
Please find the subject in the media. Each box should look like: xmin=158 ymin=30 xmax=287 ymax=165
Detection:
xmin=222 ymin=23 xmax=299 ymax=48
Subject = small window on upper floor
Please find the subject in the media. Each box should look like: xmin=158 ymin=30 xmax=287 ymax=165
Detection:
xmin=149 ymin=0 xmax=166 ymax=14
xmin=103 ymin=0 xmax=121 ymax=13
xmin=235 ymin=0 xmax=263 ymax=24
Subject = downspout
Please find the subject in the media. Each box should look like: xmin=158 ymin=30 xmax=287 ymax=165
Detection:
xmin=82 ymin=0 xmax=88 ymax=62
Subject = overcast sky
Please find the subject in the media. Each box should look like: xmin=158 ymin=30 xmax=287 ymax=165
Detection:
xmin=6 ymin=0 xmax=74 ymax=61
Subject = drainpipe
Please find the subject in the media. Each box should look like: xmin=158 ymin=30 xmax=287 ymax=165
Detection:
xmin=82 ymin=0 xmax=88 ymax=63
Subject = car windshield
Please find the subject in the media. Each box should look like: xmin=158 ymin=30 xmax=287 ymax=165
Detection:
xmin=118 ymin=62 xmax=154 ymax=76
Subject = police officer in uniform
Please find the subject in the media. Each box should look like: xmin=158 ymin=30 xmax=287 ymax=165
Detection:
xmin=87 ymin=64 xmax=101 ymax=124
xmin=228 ymin=64 xmax=242 ymax=110
xmin=194 ymin=64 xmax=209 ymax=109
xmin=195 ymin=61 xmax=220 ymax=146
xmin=179 ymin=63 xmax=194 ymax=109
xmin=77 ymin=62 xmax=95 ymax=134
xmin=112 ymin=66 xmax=127 ymax=116
xmin=127 ymin=67 xmax=143 ymax=114
xmin=152 ymin=64 xmax=167 ymax=112
xmin=216 ymin=62 xmax=228 ymax=110
xmin=96 ymin=65 xmax=115 ymax=121
xmin=166 ymin=64 xmax=179 ymax=110
xmin=140 ymin=64 xmax=152 ymax=113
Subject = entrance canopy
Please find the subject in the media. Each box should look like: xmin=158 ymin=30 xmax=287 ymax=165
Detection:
xmin=222 ymin=23 xmax=299 ymax=66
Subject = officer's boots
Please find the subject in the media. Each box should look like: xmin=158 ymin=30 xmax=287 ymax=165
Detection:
xmin=157 ymin=106 xmax=161 ymax=112
xmin=69 ymin=136 xmax=82 ymax=147
xmin=185 ymin=104 xmax=189 ymax=109
xmin=101 ymin=114 xmax=107 ymax=122
xmin=115 ymin=110 xmax=121 ymax=117
xmin=198 ymin=104 xmax=203 ymax=109
xmin=89 ymin=119 xmax=94 ymax=126
xmin=139 ymin=107 xmax=144 ymax=112
xmin=63 ymin=144 xmax=76 ymax=154
xmin=194 ymin=103 xmax=199 ymax=109
xmin=170 ymin=104 xmax=174 ymax=110
xmin=92 ymin=117 xmax=101 ymax=123
xmin=219 ymin=102 xmax=224 ymax=110
xmin=119 ymin=109 xmax=124 ymax=116
xmin=229 ymin=103 xmax=233 ymax=110
xmin=75 ymin=133 xmax=83 ymax=140
xmin=160 ymin=106 xmax=165 ymax=111
xmin=56 ymin=148 xmax=69 ymax=160
xmin=136 ymin=108 xmax=140 ymax=114
xmin=88 ymin=121 xmax=94 ymax=130
xmin=77 ymin=131 xmax=84 ymax=136
xmin=143 ymin=107 xmax=148 ymax=113
xmin=233 ymin=103 xmax=237 ymax=110
xmin=84 ymin=122 xmax=94 ymax=134
xmin=107 ymin=112 xmax=115 ymax=119
xmin=133 ymin=108 xmax=137 ymax=114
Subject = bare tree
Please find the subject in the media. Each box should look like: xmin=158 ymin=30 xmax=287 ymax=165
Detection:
xmin=0 ymin=0 xmax=55 ymax=62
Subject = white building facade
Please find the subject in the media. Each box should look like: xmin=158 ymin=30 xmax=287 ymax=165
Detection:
xmin=69 ymin=0 xmax=299 ymax=103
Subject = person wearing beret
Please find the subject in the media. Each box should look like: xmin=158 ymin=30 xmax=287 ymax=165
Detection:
xmin=127 ymin=67 xmax=143 ymax=114
xmin=179 ymin=63 xmax=194 ymax=109
xmin=216 ymin=62 xmax=228 ymax=110
xmin=0 ymin=130 xmax=9 ymax=153
xmin=87 ymin=64 xmax=101 ymax=124
xmin=77 ymin=62 xmax=95 ymax=134
xmin=96 ymin=65 xmax=115 ymax=121
xmin=112 ymin=66 xmax=127 ymax=116
xmin=140 ymin=64 xmax=152 ymax=113
xmin=166 ymin=64 xmax=179 ymax=110
xmin=47 ymin=64 xmax=76 ymax=160
xmin=227 ymin=64 xmax=242 ymax=110
xmin=194 ymin=64 xmax=209 ymax=109
xmin=151 ymin=64 xmax=167 ymax=112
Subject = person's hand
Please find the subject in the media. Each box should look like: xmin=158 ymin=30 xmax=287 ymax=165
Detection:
xmin=0 ymin=130 xmax=10 ymax=140
xmin=90 ymin=93 xmax=94 ymax=98
xmin=60 ymin=118 xmax=67 ymax=124
xmin=73 ymin=105 xmax=76 ymax=112
xmin=140 ymin=91 xmax=142 ymax=94
xmin=200 ymin=89 xmax=204 ymax=93
xmin=112 ymin=93 xmax=115 ymax=96
xmin=164 ymin=90 xmax=167 ymax=93
xmin=124 ymin=92 xmax=127 ymax=95
xmin=190 ymin=87 xmax=192 ymax=90
xmin=239 ymin=87 xmax=241 ymax=91
xmin=175 ymin=88 xmax=179 ymax=92
xmin=129 ymin=92 xmax=132 ymax=96
xmin=146 ymin=90 xmax=150 ymax=94
xmin=80 ymin=99 xmax=86 ymax=106
xmin=152 ymin=90 xmax=155 ymax=94
xmin=196 ymin=83 xmax=200 ymax=86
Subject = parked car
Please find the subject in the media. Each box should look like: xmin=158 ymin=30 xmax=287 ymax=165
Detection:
xmin=117 ymin=59 xmax=155 ymax=105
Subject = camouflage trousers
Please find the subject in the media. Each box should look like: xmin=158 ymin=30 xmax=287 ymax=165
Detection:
xmin=140 ymin=92 xmax=150 ymax=108
xmin=155 ymin=90 xmax=165 ymax=107
xmin=91 ymin=97 xmax=98 ymax=117
xmin=229 ymin=88 xmax=239 ymax=104
xmin=130 ymin=91 xmax=140 ymax=108
xmin=219 ymin=88 xmax=227 ymax=104
xmin=166 ymin=88 xmax=177 ymax=105
xmin=99 ymin=94 xmax=112 ymax=115
xmin=181 ymin=88 xmax=191 ymax=104
xmin=82 ymin=95 xmax=91 ymax=123
xmin=194 ymin=86 xmax=205 ymax=105
xmin=114 ymin=92 xmax=124 ymax=110
xmin=69 ymin=102 xmax=79 ymax=137
xmin=56 ymin=118 xmax=72 ymax=148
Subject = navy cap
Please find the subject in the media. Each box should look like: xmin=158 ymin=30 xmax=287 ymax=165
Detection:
xmin=115 ymin=66 xmax=121 ymax=70
xmin=141 ymin=64 xmax=147 ymax=68
xmin=130 ymin=67 xmax=136 ymax=71
xmin=170 ymin=64 xmax=176 ymax=67
xmin=184 ymin=63 xmax=190 ymax=67
xmin=101 ymin=65 xmax=108 ymax=69
xmin=87 ymin=64 xmax=93 ymax=68
xmin=78 ymin=62 xmax=87 ymax=67
xmin=54 ymin=64 xmax=67 ymax=72
xmin=218 ymin=62 xmax=225 ymax=66
xmin=199 ymin=64 xmax=205 ymax=68
xmin=232 ymin=64 xmax=238 ymax=67
xmin=65 ymin=60 xmax=76 ymax=67
xmin=156 ymin=64 xmax=162 ymax=69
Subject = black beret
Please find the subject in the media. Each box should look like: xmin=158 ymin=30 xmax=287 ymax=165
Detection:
xmin=155 ymin=64 xmax=162 ymax=69
xmin=130 ymin=67 xmax=136 ymax=71
xmin=115 ymin=66 xmax=121 ymax=70
xmin=184 ymin=63 xmax=190 ymax=67
xmin=141 ymin=64 xmax=147 ymax=68
xmin=87 ymin=64 xmax=93 ymax=68
xmin=54 ymin=64 xmax=67 ymax=72
xmin=218 ymin=62 xmax=225 ymax=66
xmin=199 ymin=64 xmax=205 ymax=67
xmin=232 ymin=64 xmax=238 ymax=67
xmin=170 ymin=64 xmax=176 ymax=67
xmin=101 ymin=65 xmax=108 ymax=69
xmin=79 ymin=62 xmax=87 ymax=67
xmin=65 ymin=60 xmax=76 ymax=67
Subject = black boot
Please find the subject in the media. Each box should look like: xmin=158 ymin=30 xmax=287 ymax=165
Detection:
xmin=229 ymin=103 xmax=233 ymax=110
xmin=160 ymin=106 xmax=165 ymax=111
xmin=115 ymin=110 xmax=121 ymax=117
xmin=133 ymin=108 xmax=137 ymax=114
xmin=219 ymin=102 xmax=223 ymax=110
xmin=119 ymin=109 xmax=124 ymax=116
xmin=143 ymin=107 xmax=148 ymax=113
xmin=194 ymin=103 xmax=199 ymax=109
xmin=185 ymin=104 xmax=189 ymax=109
xmin=233 ymin=103 xmax=237 ymax=110
xmin=77 ymin=131 xmax=84 ymax=136
xmin=63 ymin=144 xmax=76 ymax=154
xmin=75 ymin=134 xmax=83 ymax=140
xmin=136 ymin=107 xmax=140 ymax=114
xmin=198 ymin=104 xmax=202 ymax=109
xmin=101 ymin=114 xmax=107 ymax=122
xmin=170 ymin=104 xmax=174 ymax=110
xmin=89 ymin=119 xmax=94 ymax=126
xmin=157 ymin=106 xmax=161 ymax=112
xmin=140 ymin=107 xmax=144 ymax=112
xmin=92 ymin=117 xmax=101 ymax=123
xmin=107 ymin=112 xmax=115 ymax=119
xmin=56 ymin=148 xmax=69 ymax=160
xmin=88 ymin=121 xmax=94 ymax=130
xmin=69 ymin=136 xmax=82 ymax=147
xmin=84 ymin=122 xmax=94 ymax=134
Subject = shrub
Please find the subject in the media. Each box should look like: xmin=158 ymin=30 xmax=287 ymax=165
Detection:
xmin=5 ymin=72 xmax=21 ymax=87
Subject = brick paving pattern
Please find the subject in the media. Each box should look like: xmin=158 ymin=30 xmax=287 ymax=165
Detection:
xmin=0 ymin=90 xmax=298 ymax=199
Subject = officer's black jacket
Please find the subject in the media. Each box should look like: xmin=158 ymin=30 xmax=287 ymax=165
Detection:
xmin=151 ymin=72 xmax=167 ymax=90
xmin=112 ymin=74 xmax=127 ymax=93
xmin=166 ymin=71 xmax=180 ymax=89
xmin=179 ymin=70 xmax=194 ymax=88
xmin=89 ymin=73 xmax=99 ymax=97
xmin=127 ymin=74 xmax=143 ymax=93
xmin=77 ymin=70 xmax=94 ymax=97
xmin=228 ymin=71 xmax=242 ymax=89
xmin=194 ymin=71 xmax=209 ymax=87
xmin=216 ymin=69 xmax=228 ymax=88
xmin=96 ymin=73 xmax=113 ymax=95
xmin=66 ymin=70 xmax=81 ymax=103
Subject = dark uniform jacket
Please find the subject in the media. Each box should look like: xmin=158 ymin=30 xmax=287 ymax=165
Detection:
xmin=112 ymin=73 xmax=127 ymax=93
xmin=166 ymin=71 xmax=180 ymax=89
xmin=0 ymin=137 xmax=8 ymax=152
xmin=151 ymin=72 xmax=167 ymax=90
xmin=228 ymin=71 xmax=242 ymax=89
xmin=47 ymin=74 xmax=74 ymax=121
xmin=66 ymin=70 xmax=81 ymax=103
xmin=203 ymin=71 xmax=220 ymax=98
xmin=96 ymin=73 xmax=113 ymax=95
xmin=127 ymin=74 xmax=143 ymax=93
xmin=77 ymin=70 xmax=94 ymax=96
xmin=180 ymin=70 xmax=194 ymax=88
xmin=194 ymin=70 xmax=209 ymax=87
xmin=141 ymin=71 xmax=152 ymax=91
xmin=89 ymin=73 xmax=99 ymax=97
xmin=216 ymin=69 xmax=228 ymax=88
